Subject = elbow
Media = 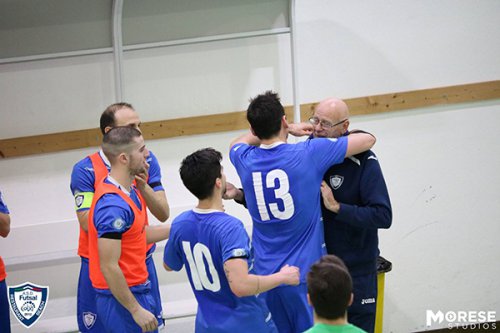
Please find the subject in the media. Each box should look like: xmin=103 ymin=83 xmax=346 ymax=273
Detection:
xmin=378 ymin=210 xmax=392 ymax=229
xmin=230 ymin=283 xmax=252 ymax=298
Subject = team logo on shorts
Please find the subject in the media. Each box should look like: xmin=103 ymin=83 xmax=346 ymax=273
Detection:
xmin=329 ymin=175 xmax=344 ymax=190
xmin=83 ymin=312 xmax=97 ymax=329
xmin=8 ymin=282 xmax=49 ymax=328
xmin=75 ymin=194 xmax=84 ymax=208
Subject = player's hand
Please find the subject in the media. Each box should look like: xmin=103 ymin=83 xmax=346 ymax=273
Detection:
xmin=222 ymin=182 xmax=244 ymax=201
xmin=288 ymin=122 xmax=314 ymax=137
xmin=279 ymin=264 xmax=300 ymax=286
xmin=320 ymin=181 xmax=340 ymax=213
xmin=134 ymin=161 xmax=150 ymax=190
xmin=131 ymin=306 xmax=158 ymax=332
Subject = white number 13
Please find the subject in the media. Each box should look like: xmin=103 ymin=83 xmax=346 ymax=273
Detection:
xmin=252 ymin=169 xmax=295 ymax=221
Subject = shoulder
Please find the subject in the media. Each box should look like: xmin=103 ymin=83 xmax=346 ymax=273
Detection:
xmin=95 ymin=192 xmax=129 ymax=211
xmin=71 ymin=155 xmax=93 ymax=174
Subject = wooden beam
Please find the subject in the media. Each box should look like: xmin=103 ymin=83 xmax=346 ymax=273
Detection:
xmin=1 ymin=81 xmax=499 ymax=159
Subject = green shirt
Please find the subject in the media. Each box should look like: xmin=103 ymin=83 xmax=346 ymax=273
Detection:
xmin=303 ymin=323 xmax=367 ymax=333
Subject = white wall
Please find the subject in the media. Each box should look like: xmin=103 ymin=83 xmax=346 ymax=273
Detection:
xmin=1 ymin=1 xmax=499 ymax=332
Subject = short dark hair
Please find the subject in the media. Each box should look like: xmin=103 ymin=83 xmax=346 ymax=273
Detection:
xmin=180 ymin=148 xmax=222 ymax=200
xmin=100 ymin=102 xmax=134 ymax=134
xmin=307 ymin=255 xmax=353 ymax=320
xmin=246 ymin=91 xmax=285 ymax=139
xmin=102 ymin=126 xmax=142 ymax=162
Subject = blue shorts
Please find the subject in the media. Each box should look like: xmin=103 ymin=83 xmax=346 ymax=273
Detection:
xmin=146 ymin=249 xmax=164 ymax=328
xmin=261 ymin=283 xmax=313 ymax=333
xmin=0 ymin=279 xmax=11 ymax=333
xmin=348 ymin=271 xmax=377 ymax=333
xmin=95 ymin=282 xmax=158 ymax=333
xmin=77 ymin=257 xmax=106 ymax=332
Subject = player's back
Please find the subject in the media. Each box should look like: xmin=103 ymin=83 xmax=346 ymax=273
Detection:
xmin=165 ymin=209 xmax=277 ymax=333
xmin=230 ymin=138 xmax=347 ymax=280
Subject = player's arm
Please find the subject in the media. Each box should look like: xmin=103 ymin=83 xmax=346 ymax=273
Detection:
xmin=345 ymin=130 xmax=376 ymax=156
xmin=76 ymin=210 xmax=90 ymax=232
xmin=145 ymin=224 xmax=171 ymax=244
xmin=288 ymin=122 xmax=314 ymax=137
xmin=0 ymin=212 xmax=10 ymax=238
xmin=222 ymin=182 xmax=247 ymax=208
xmin=98 ymin=237 xmax=158 ymax=332
xmin=135 ymin=182 xmax=170 ymax=222
xmin=223 ymin=258 xmax=299 ymax=297
xmin=71 ymin=162 xmax=96 ymax=232
xmin=229 ymin=131 xmax=261 ymax=150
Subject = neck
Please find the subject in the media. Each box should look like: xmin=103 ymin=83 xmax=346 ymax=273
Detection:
xmin=260 ymin=128 xmax=288 ymax=145
xmin=314 ymin=313 xmax=348 ymax=326
xmin=197 ymin=194 xmax=224 ymax=211
xmin=109 ymin=169 xmax=134 ymax=191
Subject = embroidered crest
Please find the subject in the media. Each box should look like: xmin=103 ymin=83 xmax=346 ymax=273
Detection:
xmin=113 ymin=218 xmax=125 ymax=230
xmin=75 ymin=194 xmax=84 ymax=208
xmin=8 ymin=282 xmax=49 ymax=328
xmin=83 ymin=312 xmax=97 ymax=329
xmin=329 ymin=175 xmax=344 ymax=190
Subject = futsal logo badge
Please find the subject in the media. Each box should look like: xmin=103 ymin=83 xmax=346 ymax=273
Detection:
xmin=75 ymin=194 xmax=84 ymax=208
xmin=329 ymin=175 xmax=344 ymax=190
xmin=83 ymin=312 xmax=97 ymax=329
xmin=8 ymin=282 xmax=49 ymax=328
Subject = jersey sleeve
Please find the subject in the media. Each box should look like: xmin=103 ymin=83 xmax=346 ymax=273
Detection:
xmin=229 ymin=143 xmax=251 ymax=169
xmin=0 ymin=191 xmax=9 ymax=214
xmin=336 ymin=152 xmax=392 ymax=229
xmin=163 ymin=221 xmax=184 ymax=271
xmin=93 ymin=193 xmax=134 ymax=238
xmin=146 ymin=151 xmax=164 ymax=192
xmin=309 ymin=137 xmax=348 ymax=172
xmin=220 ymin=217 xmax=251 ymax=263
xmin=70 ymin=158 xmax=96 ymax=212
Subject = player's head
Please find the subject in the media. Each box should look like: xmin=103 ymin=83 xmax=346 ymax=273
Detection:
xmin=307 ymin=254 xmax=353 ymax=321
xmin=247 ymin=91 xmax=286 ymax=140
xmin=102 ymin=127 xmax=149 ymax=175
xmin=311 ymin=98 xmax=350 ymax=139
xmin=180 ymin=148 xmax=225 ymax=200
xmin=100 ymin=102 xmax=141 ymax=135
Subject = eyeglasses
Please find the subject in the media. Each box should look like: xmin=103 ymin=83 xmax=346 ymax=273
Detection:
xmin=308 ymin=117 xmax=348 ymax=129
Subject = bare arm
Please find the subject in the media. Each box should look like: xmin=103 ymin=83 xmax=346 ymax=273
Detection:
xmin=135 ymin=168 xmax=169 ymax=222
xmin=76 ymin=210 xmax=90 ymax=232
xmin=224 ymin=258 xmax=299 ymax=297
xmin=288 ymin=122 xmax=314 ymax=137
xmin=345 ymin=131 xmax=376 ymax=156
xmin=98 ymin=237 xmax=158 ymax=332
xmin=0 ymin=212 xmax=10 ymax=238
xmin=146 ymin=224 xmax=170 ymax=244
xmin=229 ymin=131 xmax=261 ymax=150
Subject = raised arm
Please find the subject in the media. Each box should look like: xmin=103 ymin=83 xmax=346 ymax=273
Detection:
xmin=223 ymin=258 xmax=299 ymax=297
xmin=229 ymin=131 xmax=261 ymax=150
xmin=345 ymin=130 xmax=376 ymax=156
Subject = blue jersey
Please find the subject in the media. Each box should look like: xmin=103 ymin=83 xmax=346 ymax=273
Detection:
xmin=0 ymin=191 xmax=8 ymax=214
xmin=164 ymin=209 xmax=277 ymax=333
xmin=93 ymin=177 xmax=142 ymax=239
xmin=230 ymin=137 xmax=348 ymax=281
xmin=70 ymin=149 xmax=163 ymax=212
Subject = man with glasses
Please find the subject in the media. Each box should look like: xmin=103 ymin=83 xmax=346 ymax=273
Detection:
xmin=312 ymin=98 xmax=392 ymax=333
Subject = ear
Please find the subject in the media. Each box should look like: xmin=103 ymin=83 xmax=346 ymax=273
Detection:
xmin=307 ymin=293 xmax=312 ymax=306
xmin=215 ymin=177 xmax=222 ymax=189
xmin=343 ymin=120 xmax=350 ymax=132
xmin=118 ymin=152 xmax=128 ymax=165
xmin=282 ymin=115 xmax=288 ymax=128
xmin=104 ymin=126 xmax=113 ymax=134
xmin=348 ymin=293 xmax=353 ymax=306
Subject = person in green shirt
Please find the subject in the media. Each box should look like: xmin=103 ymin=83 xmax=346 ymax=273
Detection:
xmin=304 ymin=255 xmax=367 ymax=333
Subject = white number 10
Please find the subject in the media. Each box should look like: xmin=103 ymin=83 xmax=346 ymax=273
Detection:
xmin=182 ymin=241 xmax=221 ymax=292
